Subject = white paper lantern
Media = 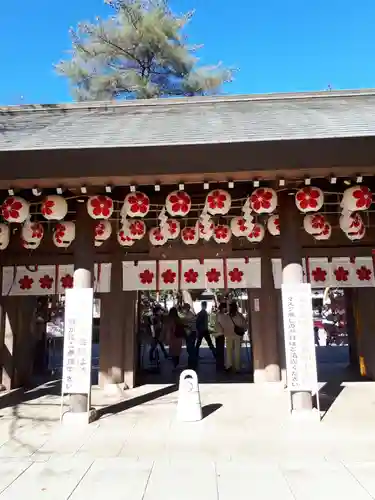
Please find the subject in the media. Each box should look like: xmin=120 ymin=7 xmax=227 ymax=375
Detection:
xmin=41 ymin=195 xmax=68 ymax=221
xmin=250 ymin=188 xmax=277 ymax=214
xmin=213 ymin=224 xmax=231 ymax=244
xmin=0 ymin=224 xmax=10 ymax=250
xmin=230 ymin=216 xmax=253 ymax=237
xmin=295 ymin=187 xmax=324 ymax=213
xmin=149 ymin=227 xmax=167 ymax=246
xmin=87 ymin=195 xmax=113 ymax=219
xmin=94 ymin=220 xmax=112 ymax=243
xmin=267 ymin=214 xmax=280 ymax=236
xmin=205 ymin=189 xmax=231 ymax=215
xmin=128 ymin=220 xmax=146 ymax=240
xmin=21 ymin=221 xmax=44 ymax=243
xmin=166 ymin=191 xmax=191 ymax=217
xmin=339 ymin=212 xmax=363 ymax=233
xmin=199 ymin=221 xmax=214 ymax=241
xmin=117 ymin=229 xmax=135 ymax=247
xmin=314 ymin=222 xmax=332 ymax=241
xmin=2 ymin=196 xmax=29 ymax=223
xmin=95 ymin=240 xmax=104 ymax=248
xmin=165 ymin=219 xmax=180 ymax=240
xmin=21 ymin=238 xmax=41 ymax=250
xmin=341 ymin=185 xmax=372 ymax=213
xmin=123 ymin=191 xmax=150 ymax=218
xmin=246 ymin=223 xmax=265 ymax=243
xmin=303 ymin=214 xmax=326 ymax=235
xmin=53 ymin=222 xmax=75 ymax=248
xmin=181 ymin=224 xmax=199 ymax=245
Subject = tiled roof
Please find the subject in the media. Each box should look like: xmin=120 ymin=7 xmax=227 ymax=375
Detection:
xmin=1 ymin=89 xmax=375 ymax=152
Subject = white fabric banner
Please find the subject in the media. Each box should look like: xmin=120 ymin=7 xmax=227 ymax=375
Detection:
xmin=2 ymin=265 xmax=57 ymax=296
xmin=122 ymin=260 xmax=157 ymax=291
xmin=180 ymin=259 xmax=205 ymax=290
xmin=226 ymin=257 xmax=261 ymax=288
xmin=159 ymin=260 xmax=179 ymax=290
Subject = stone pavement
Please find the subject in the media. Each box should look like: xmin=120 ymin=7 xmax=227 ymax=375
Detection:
xmin=1 ymin=379 xmax=375 ymax=499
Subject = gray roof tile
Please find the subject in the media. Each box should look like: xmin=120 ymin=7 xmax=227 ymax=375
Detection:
xmin=1 ymin=90 xmax=375 ymax=152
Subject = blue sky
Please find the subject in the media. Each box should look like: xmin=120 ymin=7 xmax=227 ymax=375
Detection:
xmin=1 ymin=0 xmax=375 ymax=104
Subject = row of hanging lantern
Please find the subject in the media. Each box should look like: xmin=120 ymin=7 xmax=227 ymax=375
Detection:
xmin=0 ymin=184 xmax=372 ymax=248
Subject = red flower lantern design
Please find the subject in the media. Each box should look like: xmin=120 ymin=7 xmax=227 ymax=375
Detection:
xmin=314 ymin=222 xmax=332 ymax=241
xmin=213 ymin=224 xmax=231 ymax=244
xmin=184 ymin=268 xmax=199 ymax=284
xmin=2 ymin=196 xmax=29 ymax=223
xmin=0 ymin=223 xmax=10 ymax=250
xmin=356 ymin=266 xmax=372 ymax=281
xmin=162 ymin=269 xmax=176 ymax=284
xmin=117 ymin=229 xmax=135 ymax=247
xmin=21 ymin=222 xmax=44 ymax=245
xmin=53 ymin=222 xmax=75 ymax=248
xmin=334 ymin=266 xmax=349 ymax=282
xmin=311 ymin=267 xmax=327 ymax=282
xmin=94 ymin=220 xmax=112 ymax=244
xmin=149 ymin=227 xmax=167 ymax=246
xmin=166 ymin=191 xmax=191 ymax=217
xmin=205 ymin=189 xmax=231 ymax=215
xmin=230 ymin=216 xmax=252 ymax=237
xmin=250 ymin=188 xmax=277 ymax=214
xmin=41 ymin=195 xmax=68 ymax=221
xmin=246 ymin=223 xmax=265 ymax=243
xmin=229 ymin=267 xmax=244 ymax=283
xmin=166 ymin=219 xmax=180 ymax=240
xmin=19 ymin=275 xmax=34 ymax=290
xmin=139 ymin=269 xmax=154 ymax=285
xmin=295 ymin=187 xmax=324 ymax=213
xmin=129 ymin=220 xmax=146 ymax=240
xmin=346 ymin=223 xmax=366 ymax=241
xmin=199 ymin=221 xmax=214 ymax=241
xmin=206 ymin=268 xmax=221 ymax=283
xmin=181 ymin=225 xmax=199 ymax=245
xmin=341 ymin=185 xmax=372 ymax=212
xmin=123 ymin=191 xmax=150 ymax=218
xmin=303 ymin=214 xmax=326 ymax=235
xmin=267 ymin=214 xmax=280 ymax=236
xmin=39 ymin=275 xmax=54 ymax=290
xmin=87 ymin=195 xmax=113 ymax=219
xmin=60 ymin=274 xmax=74 ymax=289
xmin=339 ymin=213 xmax=363 ymax=233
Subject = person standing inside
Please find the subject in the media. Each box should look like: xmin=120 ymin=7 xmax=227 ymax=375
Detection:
xmin=163 ymin=307 xmax=185 ymax=370
xmin=196 ymin=301 xmax=216 ymax=360
xmin=148 ymin=305 xmax=168 ymax=363
xmin=213 ymin=303 xmax=226 ymax=372
xmin=180 ymin=303 xmax=198 ymax=369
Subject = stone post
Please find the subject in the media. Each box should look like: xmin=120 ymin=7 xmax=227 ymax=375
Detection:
xmin=279 ymin=190 xmax=313 ymax=411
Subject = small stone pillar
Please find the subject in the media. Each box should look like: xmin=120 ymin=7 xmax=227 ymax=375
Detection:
xmin=279 ymin=190 xmax=313 ymax=411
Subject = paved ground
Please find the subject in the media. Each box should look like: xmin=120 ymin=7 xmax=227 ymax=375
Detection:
xmin=1 ymin=348 xmax=375 ymax=499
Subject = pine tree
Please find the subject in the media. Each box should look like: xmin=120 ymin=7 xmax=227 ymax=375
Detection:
xmin=56 ymin=0 xmax=233 ymax=101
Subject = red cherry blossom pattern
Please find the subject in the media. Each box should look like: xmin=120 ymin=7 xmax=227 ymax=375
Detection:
xmin=139 ymin=269 xmax=154 ymax=285
xmin=296 ymin=187 xmax=321 ymax=210
xmin=130 ymin=220 xmax=145 ymax=236
xmin=353 ymin=186 xmax=372 ymax=209
xmin=250 ymin=189 xmax=273 ymax=212
xmin=167 ymin=220 xmax=178 ymax=235
xmin=334 ymin=266 xmax=349 ymax=282
xmin=95 ymin=222 xmax=105 ymax=237
xmin=207 ymin=190 xmax=227 ymax=210
xmin=61 ymin=274 xmax=74 ymax=289
xmin=229 ymin=267 xmax=243 ymax=283
xmin=168 ymin=191 xmax=191 ymax=215
xmin=356 ymin=266 xmax=372 ymax=281
xmin=162 ymin=269 xmax=176 ymax=284
xmin=214 ymin=225 xmax=229 ymax=240
xmin=152 ymin=228 xmax=164 ymax=241
xmin=41 ymin=199 xmax=55 ymax=216
xmin=55 ymin=224 xmax=66 ymax=244
xmin=206 ymin=268 xmax=221 ymax=283
xmin=31 ymin=223 xmax=43 ymax=239
xmin=184 ymin=268 xmax=199 ymax=284
xmin=39 ymin=274 xmax=54 ymax=289
xmin=90 ymin=196 xmax=113 ymax=218
xmin=182 ymin=227 xmax=196 ymax=241
xmin=248 ymin=225 xmax=261 ymax=239
xmin=237 ymin=218 xmax=248 ymax=232
xmin=311 ymin=215 xmax=325 ymax=230
xmin=128 ymin=192 xmax=150 ymax=215
xmin=19 ymin=275 xmax=34 ymax=290
xmin=311 ymin=267 xmax=327 ymax=282
xmin=2 ymin=197 xmax=23 ymax=221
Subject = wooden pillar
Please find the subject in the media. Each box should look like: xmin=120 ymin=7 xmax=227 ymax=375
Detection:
xmin=71 ymin=201 xmax=95 ymax=413
xmin=345 ymin=289 xmax=359 ymax=369
xmin=123 ymin=291 xmax=137 ymax=390
xmin=279 ymin=190 xmax=313 ymax=411
xmin=99 ymin=260 xmax=125 ymax=390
